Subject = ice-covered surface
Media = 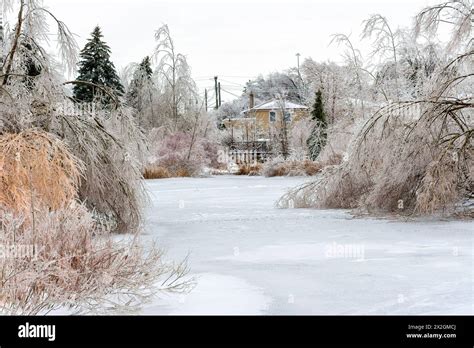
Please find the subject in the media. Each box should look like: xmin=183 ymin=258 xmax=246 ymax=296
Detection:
xmin=140 ymin=176 xmax=473 ymax=315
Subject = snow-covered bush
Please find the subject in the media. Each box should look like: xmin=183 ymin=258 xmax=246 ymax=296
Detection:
xmin=289 ymin=118 xmax=313 ymax=160
xmin=146 ymin=131 xmax=211 ymax=178
xmin=263 ymin=155 xmax=341 ymax=178
xmin=316 ymin=115 xmax=366 ymax=163
xmin=201 ymin=138 xmax=222 ymax=169
xmin=0 ymin=204 xmax=194 ymax=315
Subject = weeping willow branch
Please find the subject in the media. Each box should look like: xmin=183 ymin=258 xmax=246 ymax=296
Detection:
xmin=1 ymin=0 xmax=25 ymax=86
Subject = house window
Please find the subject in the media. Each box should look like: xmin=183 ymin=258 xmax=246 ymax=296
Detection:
xmin=269 ymin=111 xmax=276 ymax=122
xmin=284 ymin=111 xmax=292 ymax=122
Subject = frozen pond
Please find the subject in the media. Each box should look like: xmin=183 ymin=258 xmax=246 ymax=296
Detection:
xmin=141 ymin=176 xmax=473 ymax=315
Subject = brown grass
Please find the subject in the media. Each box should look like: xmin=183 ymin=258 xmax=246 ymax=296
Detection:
xmin=143 ymin=165 xmax=194 ymax=179
xmin=301 ymin=160 xmax=324 ymax=176
xmin=237 ymin=163 xmax=263 ymax=176
xmin=143 ymin=165 xmax=171 ymax=179
xmin=264 ymin=155 xmax=342 ymax=178
xmin=175 ymin=168 xmax=192 ymax=177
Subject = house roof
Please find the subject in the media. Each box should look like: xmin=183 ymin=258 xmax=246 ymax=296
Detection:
xmin=252 ymin=100 xmax=309 ymax=110
xmin=240 ymin=99 xmax=309 ymax=115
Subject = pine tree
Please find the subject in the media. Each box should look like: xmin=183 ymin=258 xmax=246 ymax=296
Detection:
xmin=138 ymin=56 xmax=153 ymax=80
xmin=311 ymin=90 xmax=326 ymax=124
xmin=73 ymin=26 xmax=124 ymax=103
xmin=126 ymin=56 xmax=153 ymax=110
xmin=307 ymin=90 xmax=328 ymax=160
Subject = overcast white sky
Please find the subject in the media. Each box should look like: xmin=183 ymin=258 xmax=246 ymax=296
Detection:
xmin=42 ymin=0 xmax=438 ymax=101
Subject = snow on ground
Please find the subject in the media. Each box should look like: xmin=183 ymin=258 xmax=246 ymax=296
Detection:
xmin=141 ymin=176 xmax=473 ymax=315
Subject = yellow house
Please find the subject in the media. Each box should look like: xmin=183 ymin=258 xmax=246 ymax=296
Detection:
xmin=223 ymin=99 xmax=310 ymax=144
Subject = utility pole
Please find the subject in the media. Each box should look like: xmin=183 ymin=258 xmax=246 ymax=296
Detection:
xmin=214 ymin=76 xmax=219 ymax=110
xmin=296 ymin=53 xmax=305 ymax=100
xmin=204 ymin=89 xmax=208 ymax=112
xmin=218 ymin=82 xmax=222 ymax=108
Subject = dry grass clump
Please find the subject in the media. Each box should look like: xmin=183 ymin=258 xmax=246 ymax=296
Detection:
xmin=0 ymin=130 xmax=83 ymax=218
xmin=301 ymin=160 xmax=324 ymax=176
xmin=263 ymin=154 xmax=342 ymax=178
xmin=143 ymin=164 xmax=196 ymax=179
xmin=0 ymin=205 xmax=194 ymax=315
xmin=175 ymin=167 xmax=192 ymax=177
xmin=237 ymin=163 xmax=263 ymax=176
xmin=152 ymin=156 xmax=202 ymax=178
xmin=143 ymin=165 xmax=171 ymax=179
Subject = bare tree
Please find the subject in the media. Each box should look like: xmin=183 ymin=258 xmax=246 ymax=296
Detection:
xmin=361 ymin=14 xmax=401 ymax=100
xmin=415 ymin=0 xmax=473 ymax=52
xmin=153 ymin=24 xmax=198 ymax=131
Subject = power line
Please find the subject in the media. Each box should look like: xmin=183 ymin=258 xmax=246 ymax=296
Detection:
xmin=219 ymin=85 xmax=245 ymax=90
xmin=220 ymin=75 xmax=257 ymax=79
xmin=219 ymin=78 xmax=246 ymax=87
xmin=220 ymin=88 xmax=242 ymax=98
xmin=194 ymin=75 xmax=257 ymax=79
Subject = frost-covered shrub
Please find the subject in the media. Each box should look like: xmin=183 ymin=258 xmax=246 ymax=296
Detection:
xmin=289 ymin=118 xmax=314 ymax=160
xmin=147 ymin=132 xmax=211 ymax=178
xmin=262 ymin=156 xmax=287 ymax=177
xmin=201 ymin=138 xmax=222 ymax=169
xmin=262 ymin=156 xmax=339 ymax=178
xmin=316 ymin=116 xmax=361 ymax=163
xmin=0 ymin=205 xmax=194 ymax=315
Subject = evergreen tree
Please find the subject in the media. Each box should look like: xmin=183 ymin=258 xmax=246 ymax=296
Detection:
xmin=126 ymin=56 xmax=153 ymax=109
xmin=311 ymin=90 xmax=326 ymax=124
xmin=138 ymin=56 xmax=153 ymax=80
xmin=73 ymin=26 xmax=124 ymax=103
xmin=307 ymin=90 xmax=328 ymax=160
